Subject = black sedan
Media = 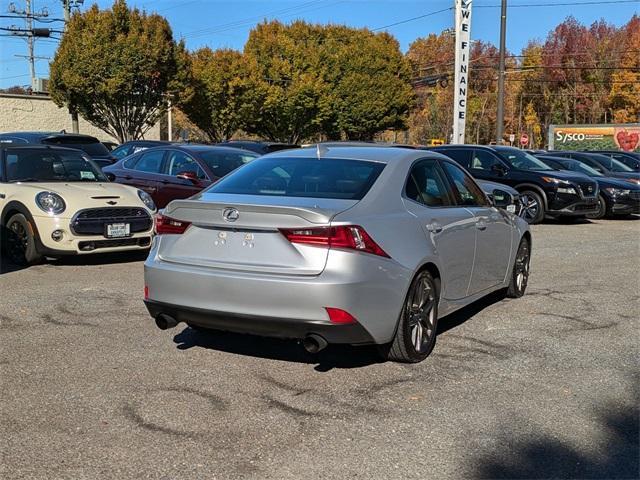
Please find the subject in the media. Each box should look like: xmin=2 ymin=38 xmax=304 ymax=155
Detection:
xmin=110 ymin=140 xmax=174 ymax=161
xmin=545 ymin=151 xmax=640 ymax=185
xmin=102 ymin=144 xmax=259 ymax=208
xmin=538 ymin=156 xmax=640 ymax=219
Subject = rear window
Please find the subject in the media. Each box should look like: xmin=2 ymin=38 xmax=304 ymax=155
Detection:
xmin=208 ymin=157 xmax=385 ymax=200
xmin=42 ymin=137 xmax=110 ymax=157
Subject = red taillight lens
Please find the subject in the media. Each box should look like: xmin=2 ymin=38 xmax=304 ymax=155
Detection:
xmin=144 ymin=285 xmax=149 ymax=300
xmin=325 ymin=307 xmax=357 ymax=324
xmin=155 ymin=214 xmax=191 ymax=235
xmin=279 ymin=225 xmax=389 ymax=258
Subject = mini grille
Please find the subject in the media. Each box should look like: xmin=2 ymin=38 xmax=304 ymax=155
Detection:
xmin=76 ymin=208 xmax=147 ymax=219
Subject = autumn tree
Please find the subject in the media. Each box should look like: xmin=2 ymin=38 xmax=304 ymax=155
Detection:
xmin=610 ymin=15 xmax=640 ymax=123
xmin=49 ymin=0 xmax=185 ymax=142
xmin=181 ymin=48 xmax=259 ymax=142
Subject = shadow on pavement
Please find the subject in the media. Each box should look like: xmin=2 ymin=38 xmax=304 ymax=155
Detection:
xmin=172 ymin=290 xmax=508 ymax=371
xmin=0 ymin=250 xmax=148 ymax=274
xmin=473 ymin=399 xmax=639 ymax=479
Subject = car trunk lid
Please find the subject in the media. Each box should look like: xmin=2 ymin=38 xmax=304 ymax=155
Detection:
xmin=157 ymin=194 xmax=358 ymax=275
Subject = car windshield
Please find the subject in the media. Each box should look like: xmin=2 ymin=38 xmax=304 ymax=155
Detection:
xmin=198 ymin=150 xmax=260 ymax=178
xmin=495 ymin=147 xmax=554 ymax=171
xmin=208 ymin=157 xmax=385 ymax=199
xmin=4 ymin=149 xmax=108 ymax=182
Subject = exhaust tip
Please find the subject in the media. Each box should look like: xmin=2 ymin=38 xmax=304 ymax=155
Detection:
xmin=155 ymin=313 xmax=179 ymax=330
xmin=302 ymin=334 xmax=328 ymax=354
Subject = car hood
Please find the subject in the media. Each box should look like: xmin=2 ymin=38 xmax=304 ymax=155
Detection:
xmin=15 ymin=182 xmax=149 ymax=217
xmin=609 ymin=172 xmax=640 ymax=180
xmin=595 ymin=176 xmax=640 ymax=189
xmin=533 ymin=169 xmax=592 ymax=182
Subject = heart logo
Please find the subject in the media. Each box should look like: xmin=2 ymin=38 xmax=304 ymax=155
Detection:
xmin=615 ymin=129 xmax=640 ymax=152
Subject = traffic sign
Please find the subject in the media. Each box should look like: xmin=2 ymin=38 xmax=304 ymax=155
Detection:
xmin=509 ymin=133 xmax=515 ymax=144
xmin=520 ymin=133 xmax=529 ymax=147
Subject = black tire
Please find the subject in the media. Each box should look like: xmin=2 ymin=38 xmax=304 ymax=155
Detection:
xmin=507 ymin=237 xmax=531 ymax=298
xmin=586 ymin=194 xmax=607 ymax=220
xmin=519 ymin=190 xmax=545 ymax=224
xmin=2 ymin=213 xmax=42 ymax=266
xmin=386 ymin=271 xmax=439 ymax=363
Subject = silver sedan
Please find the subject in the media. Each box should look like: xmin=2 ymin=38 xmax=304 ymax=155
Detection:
xmin=144 ymin=146 xmax=531 ymax=363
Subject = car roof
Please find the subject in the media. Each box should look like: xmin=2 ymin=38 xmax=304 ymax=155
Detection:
xmin=0 ymin=131 xmax=101 ymax=142
xmin=0 ymin=144 xmax=90 ymax=153
xmin=132 ymin=144 xmax=261 ymax=155
xmin=265 ymin=145 xmax=440 ymax=164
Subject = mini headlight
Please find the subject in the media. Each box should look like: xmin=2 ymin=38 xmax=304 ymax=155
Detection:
xmin=604 ymin=187 xmax=630 ymax=196
xmin=36 ymin=192 xmax=66 ymax=215
xmin=138 ymin=190 xmax=156 ymax=211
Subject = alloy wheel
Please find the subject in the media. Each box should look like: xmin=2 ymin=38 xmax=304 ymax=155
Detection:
xmin=514 ymin=240 xmax=530 ymax=294
xmin=7 ymin=220 xmax=29 ymax=263
xmin=405 ymin=275 xmax=437 ymax=353
xmin=520 ymin=194 xmax=539 ymax=223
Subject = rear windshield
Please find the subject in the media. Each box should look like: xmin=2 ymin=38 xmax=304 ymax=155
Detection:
xmin=42 ymin=138 xmax=110 ymax=157
xmin=208 ymin=157 xmax=385 ymax=200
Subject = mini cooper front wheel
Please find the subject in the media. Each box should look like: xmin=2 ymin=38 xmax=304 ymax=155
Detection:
xmin=386 ymin=270 xmax=440 ymax=363
xmin=3 ymin=213 xmax=42 ymax=266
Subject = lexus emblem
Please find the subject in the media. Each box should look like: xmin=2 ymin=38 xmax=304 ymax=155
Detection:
xmin=222 ymin=207 xmax=239 ymax=222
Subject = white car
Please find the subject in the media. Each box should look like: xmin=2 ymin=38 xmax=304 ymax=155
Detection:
xmin=1 ymin=145 xmax=156 ymax=265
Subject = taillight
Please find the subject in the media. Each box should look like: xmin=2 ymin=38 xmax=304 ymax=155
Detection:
xmin=155 ymin=214 xmax=191 ymax=235
xmin=280 ymin=225 xmax=389 ymax=258
xmin=144 ymin=285 xmax=149 ymax=300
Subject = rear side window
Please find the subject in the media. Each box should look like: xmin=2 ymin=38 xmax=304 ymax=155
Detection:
xmin=164 ymin=150 xmax=207 ymax=179
xmin=208 ymin=157 xmax=385 ymax=200
xmin=405 ymin=159 xmax=453 ymax=207
xmin=437 ymin=149 xmax=471 ymax=168
xmin=199 ymin=150 xmax=258 ymax=178
xmin=441 ymin=160 xmax=490 ymax=207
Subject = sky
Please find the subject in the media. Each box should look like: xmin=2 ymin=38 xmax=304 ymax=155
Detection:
xmin=0 ymin=0 xmax=638 ymax=88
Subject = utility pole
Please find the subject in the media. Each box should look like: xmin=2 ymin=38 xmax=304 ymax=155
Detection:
xmin=62 ymin=0 xmax=84 ymax=133
xmin=496 ymin=0 xmax=507 ymax=144
xmin=25 ymin=0 xmax=35 ymax=87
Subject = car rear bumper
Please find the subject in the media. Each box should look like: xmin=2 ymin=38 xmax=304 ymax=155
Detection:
xmin=144 ymin=299 xmax=376 ymax=344
xmin=143 ymin=243 xmax=412 ymax=345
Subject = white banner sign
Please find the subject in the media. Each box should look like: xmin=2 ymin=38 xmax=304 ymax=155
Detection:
xmin=452 ymin=0 xmax=473 ymax=144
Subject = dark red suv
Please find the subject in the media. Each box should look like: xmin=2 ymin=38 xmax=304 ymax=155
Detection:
xmin=102 ymin=145 xmax=259 ymax=208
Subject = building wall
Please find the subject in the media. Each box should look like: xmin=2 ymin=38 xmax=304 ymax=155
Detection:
xmin=0 ymin=93 xmax=161 ymax=142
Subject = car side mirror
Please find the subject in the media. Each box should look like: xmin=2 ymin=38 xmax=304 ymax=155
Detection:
xmin=176 ymin=171 xmax=200 ymax=184
xmin=105 ymin=172 xmax=116 ymax=182
xmin=492 ymin=188 xmax=517 ymax=213
xmin=491 ymin=164 xmax=507 ymax=176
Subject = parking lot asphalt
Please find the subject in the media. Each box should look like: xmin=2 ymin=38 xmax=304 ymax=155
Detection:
xmin=1 ymin=218 xmax=639 ymax=479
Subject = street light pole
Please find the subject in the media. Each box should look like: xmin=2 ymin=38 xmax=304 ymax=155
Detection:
xmin=496 ymin=0 xmax=507 ymax=144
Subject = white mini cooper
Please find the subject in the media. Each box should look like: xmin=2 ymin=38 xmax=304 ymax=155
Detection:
xmin=0 ymin=144 xmax=156 ymax=265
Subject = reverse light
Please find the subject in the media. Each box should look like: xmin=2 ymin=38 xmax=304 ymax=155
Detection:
xmin=325 ymin=307 xmax=357 ymax=324
xmin=155 ymin=214 xmax=191 ymax=235
xmin=280 ymin=225 xmax=389 ymax=258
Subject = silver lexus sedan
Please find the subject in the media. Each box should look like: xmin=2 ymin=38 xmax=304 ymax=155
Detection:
xmin=144 ymin=146 xmax=531 ymax=363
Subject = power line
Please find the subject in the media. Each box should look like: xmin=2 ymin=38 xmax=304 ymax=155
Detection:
xmin=372 ymin=7 xmax=452 ymax=32
xmin=476 ymin=0 xmax=638 ymax=7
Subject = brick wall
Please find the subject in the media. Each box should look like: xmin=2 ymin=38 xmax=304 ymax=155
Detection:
xmin=0 ymin=93 xmax=161 ymax=142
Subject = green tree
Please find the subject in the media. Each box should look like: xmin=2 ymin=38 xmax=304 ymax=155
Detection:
xmin=181 ymin=48 xmax=259 ymax=142
xmin=49 ymin=0 xmax=183 ymax=142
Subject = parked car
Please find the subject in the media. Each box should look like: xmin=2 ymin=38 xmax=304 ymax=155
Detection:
xmin=476 ymin=179 xmax=522 ymax=216
xmin=0 ymin=132 xmax=116 ymax=168
xmin=0 ymin=145 xmax=156 ymax=265
xmin=144 ymin=146 xmax=531 ymax=363
xmin=216 ymin=140 xmax=299 ymax=155
xmin=538 ymin=156 xmax=640 ymax=219
xmin=546 ymin=151 xmax=640 ymax=185
xmin=588 ymin=150 xmax=640 ymax=171
xmin=110 ymin=140 xmax=173 ymax=161
xmin=430 ymin=145 xmax=599 ymax=224
xmin=103 ymin=144 xmax=259 ymax=208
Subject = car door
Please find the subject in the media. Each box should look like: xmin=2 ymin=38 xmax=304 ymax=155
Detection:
xmin=440 ymin=159 xmax=512 ymax=293
xmin=119 ymin=149 xmax=165 ymax=199
xmin=403 ymin=158 xmax=477 ymax=300
xmin=157 ymin=149 xmax=211 ymax=207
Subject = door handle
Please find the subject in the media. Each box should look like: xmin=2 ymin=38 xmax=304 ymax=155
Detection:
xmin=426 ymin=222 xmax=443 ymax=234
xmin=476 ymin=220 xmax=487 ymax=231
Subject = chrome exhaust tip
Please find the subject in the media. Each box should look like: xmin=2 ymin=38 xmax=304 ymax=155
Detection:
xmin=302 ymin=334 xmax=328 ymax=354
xmin=155 ymin=313 xmax=179 ymax=330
